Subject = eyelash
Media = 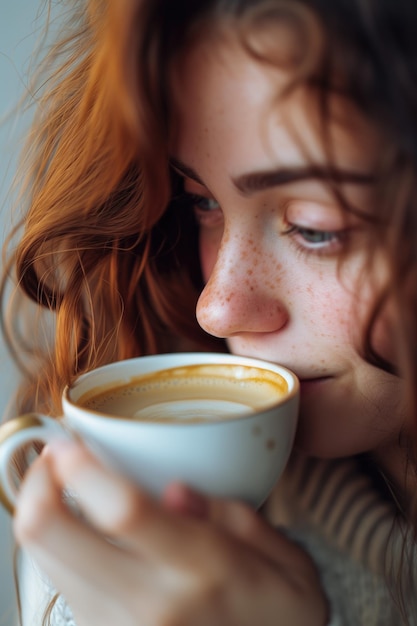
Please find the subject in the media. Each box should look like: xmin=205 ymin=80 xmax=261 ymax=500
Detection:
xmin=282 ymin=224 xmax=346 ymax=256
xmin=183 ymin=192 xmax=346 ymax=257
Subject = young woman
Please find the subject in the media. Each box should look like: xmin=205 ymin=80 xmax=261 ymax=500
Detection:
xmin=1 ymin=0 xmax=417 ymax=624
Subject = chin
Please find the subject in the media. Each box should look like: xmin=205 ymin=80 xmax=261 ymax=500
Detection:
xmin=294 ymin=407 xmax=362 ymax=460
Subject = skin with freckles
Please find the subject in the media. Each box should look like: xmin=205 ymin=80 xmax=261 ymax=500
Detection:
xmin=11 ymin=25 xmax=413 ymax=626
xmin=171 ymin=35 xmax=407 ymax=480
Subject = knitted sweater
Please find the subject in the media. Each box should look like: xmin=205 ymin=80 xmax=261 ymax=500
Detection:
xmin=19 ymin=453 xmax=416 ymax=626
xmin=263 ymin=453 xmax=417 ymax=625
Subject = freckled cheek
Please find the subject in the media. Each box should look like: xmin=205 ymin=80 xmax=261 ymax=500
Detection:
xmin=300 ymin=283 xmax=358 ymax=340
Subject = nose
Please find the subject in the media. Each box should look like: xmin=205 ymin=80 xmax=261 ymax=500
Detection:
xmin=196 ymin=231 xmax=289 ymax=338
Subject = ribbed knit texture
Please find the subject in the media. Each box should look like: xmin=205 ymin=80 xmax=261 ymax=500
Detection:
xmin=264 ymin=453 xmax=417 ymax=625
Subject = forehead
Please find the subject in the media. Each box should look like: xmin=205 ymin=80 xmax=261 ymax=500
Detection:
xmin=170 ymin=33 xmax=381 ymax=176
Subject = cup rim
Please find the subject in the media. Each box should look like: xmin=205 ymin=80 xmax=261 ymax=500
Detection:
xmin=62 ymin=352 xmax=300 ymax=425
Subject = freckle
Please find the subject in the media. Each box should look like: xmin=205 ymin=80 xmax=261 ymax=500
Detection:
xmin=247 ymin=269 xmax=253 ymax=275
xmin=266 ymin=439 xmax=276 ymax=451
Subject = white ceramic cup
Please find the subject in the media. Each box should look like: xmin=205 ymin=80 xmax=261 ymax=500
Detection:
xmin=0 ymin=353 xmax=299 ymax=513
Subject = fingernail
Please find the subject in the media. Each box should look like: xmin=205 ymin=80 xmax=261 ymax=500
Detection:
xmin=163 ymin=483 xmax=208 ymax=518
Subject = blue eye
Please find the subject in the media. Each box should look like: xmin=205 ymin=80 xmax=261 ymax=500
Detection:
xmin=187 ymin=194 xmax=220 ymax=212
xmin=297 ymin=227 xmax=337 ymax=245
xmin=283 ymin=223 xmax=344 ymax=256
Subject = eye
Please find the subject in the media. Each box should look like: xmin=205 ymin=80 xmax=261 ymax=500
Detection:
xmin=283 ymin=223 xmax=345 ymax=255
xmin=184 ymin=192 xmax=223 ymax=229
xmin=187 ymin=194 xmax=220 ymax=212
xmin=295 ymin=227 xmax=339 ymax=246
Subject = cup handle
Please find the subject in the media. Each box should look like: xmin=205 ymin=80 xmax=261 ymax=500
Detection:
xmin=0 ymin=413 xmax=69 ymax=515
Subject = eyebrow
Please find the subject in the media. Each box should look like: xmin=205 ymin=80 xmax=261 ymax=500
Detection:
xmin=170 ymin=157 xmax=375 ymax=194
xmin=170 ymin=158 xmax=206 ymax=186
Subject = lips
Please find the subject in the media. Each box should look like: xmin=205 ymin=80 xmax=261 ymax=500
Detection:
xmin=228 ymin=348 xmax=332 ymax=387
xmin=299 ymin=376 xmax=332 ymax=391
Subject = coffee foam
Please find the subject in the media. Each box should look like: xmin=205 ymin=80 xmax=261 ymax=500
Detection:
xmin=133 ymin=399 xmax=254 ymax=422
xmin=79 ymin=363 xmax=288 ymax=422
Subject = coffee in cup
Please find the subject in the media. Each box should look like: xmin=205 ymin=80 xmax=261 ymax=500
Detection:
xmin=78 ymin=362 xmax=288 ymax=422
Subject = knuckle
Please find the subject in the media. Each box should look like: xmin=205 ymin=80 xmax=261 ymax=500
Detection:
xmin=104 ymin=486 xmax=150 ymax=535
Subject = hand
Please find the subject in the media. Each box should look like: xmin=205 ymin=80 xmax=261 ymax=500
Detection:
xmin=14 ymin=441 xmax=329 ymax=626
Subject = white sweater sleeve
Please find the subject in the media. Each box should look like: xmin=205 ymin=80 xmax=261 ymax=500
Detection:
xmin=18 ymin=551 xmax=76 ymax=626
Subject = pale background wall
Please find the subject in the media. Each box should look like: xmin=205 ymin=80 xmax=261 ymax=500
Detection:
xmin=0 ymin=3 xmax=46 ymax=624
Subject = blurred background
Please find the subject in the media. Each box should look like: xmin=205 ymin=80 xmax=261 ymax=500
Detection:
xmin=0 ymin=2 xmax=46 ymax=624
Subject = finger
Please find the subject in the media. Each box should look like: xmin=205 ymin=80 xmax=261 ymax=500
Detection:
xmin=163 ymin=483 xmax=315 ymax=574
xmin=14 ymin=450 xmax=143 ymax=601
xmin=46 ymin=440 xmax=211 ymax=564
xmin=47 ymin=440 xmax=313 ymax=578
xmin=162 ymin=481 xmax=209 ymax=519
